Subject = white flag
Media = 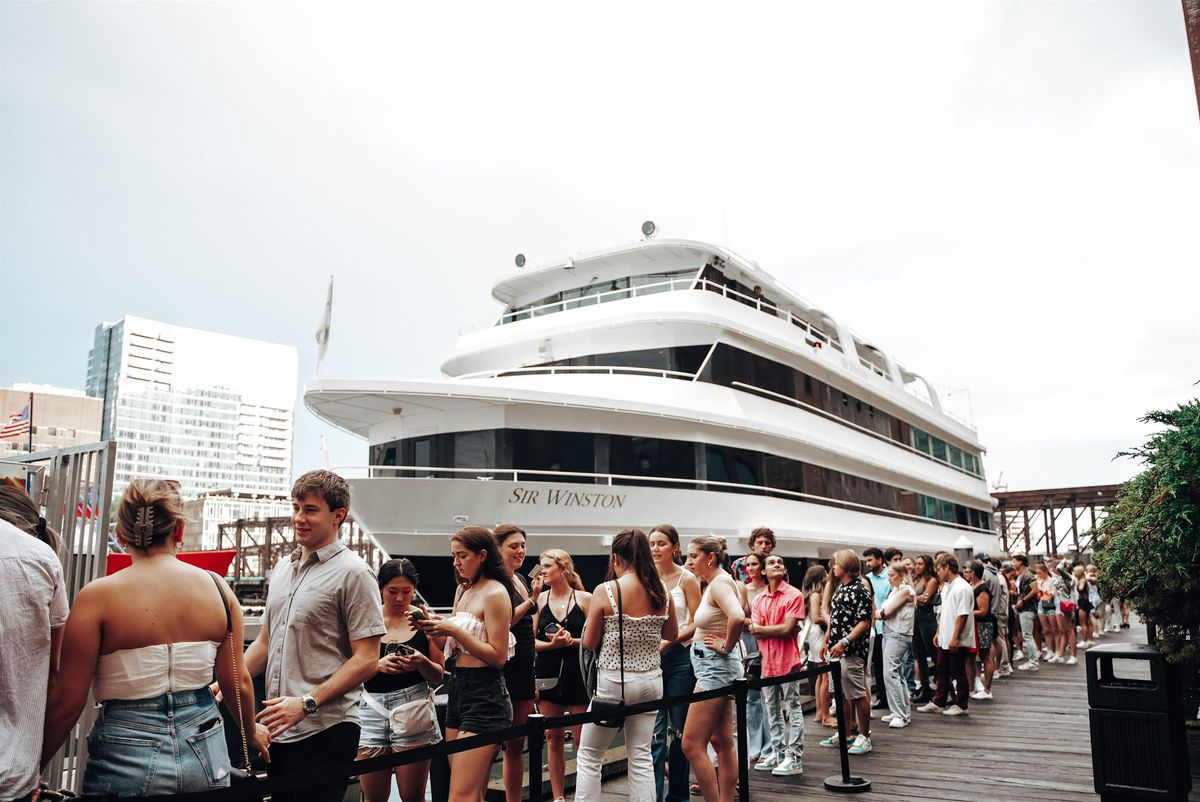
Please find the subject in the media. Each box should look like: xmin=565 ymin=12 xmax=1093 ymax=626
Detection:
xmin=315 ymin=276 xmax=333 ymax=372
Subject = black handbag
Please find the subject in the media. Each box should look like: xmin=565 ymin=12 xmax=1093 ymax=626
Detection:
xmin=589 ymin=581 xmax=626 ymax=728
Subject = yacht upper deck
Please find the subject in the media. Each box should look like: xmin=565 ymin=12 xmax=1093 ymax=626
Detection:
xmin=479 ymin=237 xmax=962 ymax=427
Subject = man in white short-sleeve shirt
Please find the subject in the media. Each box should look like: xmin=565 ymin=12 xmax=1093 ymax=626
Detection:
xmin=919 ymin=554 xmax=975 ymax=718
xmin=0 ymin=516 xmax=69 ymax=801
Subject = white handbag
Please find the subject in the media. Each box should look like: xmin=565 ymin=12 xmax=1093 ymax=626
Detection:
xmin=362 ymin=686 xmax=437 ymax=738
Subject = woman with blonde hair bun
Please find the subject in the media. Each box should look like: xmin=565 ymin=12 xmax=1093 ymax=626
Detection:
xmin=41 ymin=479 xmax=269 ymax=795
xmin=533 ymin=548 xmax=591 ymax=802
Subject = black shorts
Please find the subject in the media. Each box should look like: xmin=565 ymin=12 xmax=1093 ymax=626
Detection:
xmin=504 ymin=648 xmax=537 ymax=703
xmin=446 ymin=666 xmax=512 ymax=734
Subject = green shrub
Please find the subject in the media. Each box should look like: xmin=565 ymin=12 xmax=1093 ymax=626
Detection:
xmin=1093 ymin=400 xmax=1200 ymax=663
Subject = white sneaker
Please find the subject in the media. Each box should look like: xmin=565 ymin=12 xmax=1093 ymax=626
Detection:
xmin=755 ymin=753 xmax=781 ymax=771
xmin=880 ymin=714 xmax=893 ymax=723
xmin=970 ymin=690 xmax=994 ymax=701
xmin=1012 ymin=649 xmax=1025 ymax=662
xmin=974 ymin=677 xmax=985 ymax=693
xmin=942 ymin=705 xmax=968 ymax=717
xmin=1017 ymin=662 xmax=1039 ymax=671
xmin=888 ymin=716 xmax=910 ymax=728
xmin=1066 ymin=656 xmax=1078 ymax=665
xmin=771 ymin=755 xmax=804 ymax=776
xmin=997 ymin=666 xmax=1013 ymax=677
xmin=917 ymin=701 xmax=943 ymax=713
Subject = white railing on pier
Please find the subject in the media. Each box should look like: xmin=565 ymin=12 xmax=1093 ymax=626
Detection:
xmin=338 ymin=463 xmax=993 ymax=536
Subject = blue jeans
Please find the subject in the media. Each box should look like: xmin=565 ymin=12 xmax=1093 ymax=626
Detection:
xmin=83 ymin=688 xmax=230 ymax=796
xmin=746 ymin=688 xmax=770 ymax=759
xmin=761 ymin=680 xmax=804 ymax=759
xmin=653 ymin=645 xmax=694 ymax=802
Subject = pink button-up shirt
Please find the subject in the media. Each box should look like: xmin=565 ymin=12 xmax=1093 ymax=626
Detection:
xmin=751 ymin=582 xmax=805 ymax=678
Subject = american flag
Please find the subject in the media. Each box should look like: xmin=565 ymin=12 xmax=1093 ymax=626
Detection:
xmin=0 ymin=405 xmax=30 ymax=439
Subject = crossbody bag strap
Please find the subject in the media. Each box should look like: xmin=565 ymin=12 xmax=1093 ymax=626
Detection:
xmin=208 ymin=572 xmax=252 ymax=778
xmin=602 ymin=581 xmax=626 ymax=703
xmin=362 ymin=688 xmax=391 ymax=717
xmin=616 ymin=581 xmax=625 ymax=702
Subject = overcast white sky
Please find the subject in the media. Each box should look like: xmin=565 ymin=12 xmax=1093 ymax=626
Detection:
xmin=2 ymin=2 xmax=1197 ymax=491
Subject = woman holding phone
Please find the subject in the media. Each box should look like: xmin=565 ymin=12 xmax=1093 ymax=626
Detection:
xmin=357 ymin=559 xmax=444 ymax=802
xmin=413 ymin=527 xmax=517 ymax=802
xmin=533 ymin=549 xmax=591 ymax=802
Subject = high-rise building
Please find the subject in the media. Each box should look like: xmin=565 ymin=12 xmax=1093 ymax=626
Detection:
xmin=0 ymin=384 xmax=103 ymax=456
xmin=86 ymin=315 xmax=298 ymax=500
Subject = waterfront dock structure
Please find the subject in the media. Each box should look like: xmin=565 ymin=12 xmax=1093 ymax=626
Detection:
xmin=595 ymin=621 xmax=1191 ymax=802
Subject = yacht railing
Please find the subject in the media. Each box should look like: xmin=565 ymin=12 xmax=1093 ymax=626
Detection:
xmin=499 ymin=276 xmax=696 ymax=324
xmin=693 ymin=277 xmax=843 ymax=352
xmin=344 ymin=464 xmax=993 ymax=536
xmin=857 ymin=354 xmax=889 ymax=379
xmin=497 ymin=274 xmax=846 ymax=359
xmin=457 ymin=364 xmax=696 ymax=381
xmin=729 ymin=381 xmax=984 ymax=480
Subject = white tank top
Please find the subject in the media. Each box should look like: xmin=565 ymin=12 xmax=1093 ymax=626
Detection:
xmin=669 ymin=577 xmax=692 ymax=646
xmin=93 ymin=641 xmax=220 ymax=702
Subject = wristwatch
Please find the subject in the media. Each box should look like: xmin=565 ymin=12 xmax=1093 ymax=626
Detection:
xmin=302 ymin=694 xmax=318 ymax=716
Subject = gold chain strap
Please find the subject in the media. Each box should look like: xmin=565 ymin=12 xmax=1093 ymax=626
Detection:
xmin=228 ymin=629 xmax=254 ymax=778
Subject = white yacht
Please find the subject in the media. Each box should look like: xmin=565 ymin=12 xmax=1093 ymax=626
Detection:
xmin=307 ymin=229 xmax=995 ymax=599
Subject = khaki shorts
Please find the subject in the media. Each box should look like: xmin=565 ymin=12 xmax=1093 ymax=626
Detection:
xmin=839 ymin=655 xmax=868 ymax=700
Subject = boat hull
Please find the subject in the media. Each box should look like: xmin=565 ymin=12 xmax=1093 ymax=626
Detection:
xmin=348 ymin=476 xmax=997 ymax=561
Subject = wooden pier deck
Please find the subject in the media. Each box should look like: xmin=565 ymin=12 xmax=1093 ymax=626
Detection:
xmin=598 ymin=621 xmax=1199 ymax=802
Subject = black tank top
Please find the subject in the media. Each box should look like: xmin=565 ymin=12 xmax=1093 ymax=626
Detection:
xmin=365 ymin=628 xmax=432 ymax=693
xmin=511 ymin=573 xmax=536 ymax=657
xmin=535 ymin=590 xmax=586 ymax=677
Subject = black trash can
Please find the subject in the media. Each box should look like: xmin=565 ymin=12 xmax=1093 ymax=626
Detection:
xmin=1087 ymin=642 xmax=1191 ymax=801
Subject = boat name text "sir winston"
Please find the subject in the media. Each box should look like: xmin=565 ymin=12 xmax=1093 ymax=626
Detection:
xmin=508 ymin=487 xmax=626 ymax=509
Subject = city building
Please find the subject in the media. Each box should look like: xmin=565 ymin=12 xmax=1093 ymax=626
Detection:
xmin=181 ymin=489 xmax=296 ymax=551
xmin=0 ymin=384 xmax=103 ymax=456
xmin=86 ymin=315 xmax=298 ymax=500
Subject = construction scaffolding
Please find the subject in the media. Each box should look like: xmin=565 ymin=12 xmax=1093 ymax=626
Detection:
xmin=993 ymin=484 xmax=1122 ymax=556
xmin=217 ymin=515 xmax=387 ymax=600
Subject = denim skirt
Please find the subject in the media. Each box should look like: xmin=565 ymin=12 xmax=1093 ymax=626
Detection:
xmin=83 ymin=687 xmax=230 ymax=796
xmin=690 ymin=647 xmax=743 ymax=691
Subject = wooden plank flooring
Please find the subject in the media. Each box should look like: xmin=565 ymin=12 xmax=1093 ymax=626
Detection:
xmin=599 ymin=622 xmax=1199 ymax=802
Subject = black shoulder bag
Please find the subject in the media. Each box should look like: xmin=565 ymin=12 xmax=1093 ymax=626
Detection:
xmin=589 ymin=580 xmax=626 ymax=729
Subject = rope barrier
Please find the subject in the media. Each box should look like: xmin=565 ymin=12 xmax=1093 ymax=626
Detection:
xmin=72 ymin=661 xmax=870 ymax=801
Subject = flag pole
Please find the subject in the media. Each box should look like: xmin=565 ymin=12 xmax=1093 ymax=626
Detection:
xmin=315 ymin=276 xmax=334 ymax=377
xmin=27 ymin=392 xmax=33 ymax=454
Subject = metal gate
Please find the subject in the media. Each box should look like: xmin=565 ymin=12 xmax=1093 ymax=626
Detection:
xmin=3 ymin=441 xmax=116 ymax=793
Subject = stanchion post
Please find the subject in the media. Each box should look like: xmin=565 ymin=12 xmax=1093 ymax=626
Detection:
xmin=823 ymin=660 xmax=872 ymax=793
xmin=734 ymin=677 xmax=750 ymax=802
xmin=527 ymin=712 xmax=545 ymax=802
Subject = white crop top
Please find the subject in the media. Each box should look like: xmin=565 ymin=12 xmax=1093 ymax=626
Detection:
xmin=444 ymin=611 xmax=517 ymax=660
xmin=94 ymin=641 xmax=220 ymax=702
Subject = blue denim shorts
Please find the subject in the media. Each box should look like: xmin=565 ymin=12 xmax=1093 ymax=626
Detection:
xmin=690 ymin=647 xmax=742 ymax=691
xmin=359 ymin=683 xmax=442 ymax=751
xmin=83 ymin=688 xmax=230 ymax=796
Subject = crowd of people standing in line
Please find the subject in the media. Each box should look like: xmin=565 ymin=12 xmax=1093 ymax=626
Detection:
xmin=2 ymin=470 xmax=1128 ymax=802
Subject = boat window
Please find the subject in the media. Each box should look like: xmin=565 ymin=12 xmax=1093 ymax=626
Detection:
xmin=376 ymin=428 xmax=992 ymax=532
xmin=537 ymin=341 xmax=984 ymax=477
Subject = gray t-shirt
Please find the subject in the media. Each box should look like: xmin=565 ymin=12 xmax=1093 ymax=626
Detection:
xmin=263 ymin=540 xmax=386 ymax=743
xmin=0 ymin=520 xmax=69 ymax=797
